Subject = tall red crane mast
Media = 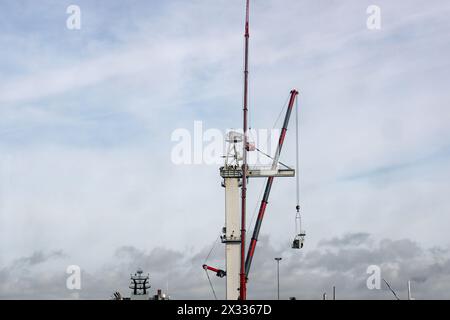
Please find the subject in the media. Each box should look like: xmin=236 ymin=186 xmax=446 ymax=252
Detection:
xmin=240 ymin=0 xmax=250 ymax=300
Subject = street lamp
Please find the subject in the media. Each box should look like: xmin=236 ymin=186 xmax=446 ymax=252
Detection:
xmin=274 ymin=257 xmax=282 ymax=300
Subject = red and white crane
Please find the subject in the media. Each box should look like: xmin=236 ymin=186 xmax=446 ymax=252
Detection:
xmin=203 ymin=0 xmax=304 ymax=300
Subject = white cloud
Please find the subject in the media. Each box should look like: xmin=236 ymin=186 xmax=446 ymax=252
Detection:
xmin=1 ymin=0 xmax=450 ymax=299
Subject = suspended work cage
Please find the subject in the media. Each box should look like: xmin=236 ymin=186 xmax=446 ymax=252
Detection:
xmin=292 ymin=204 xmax=306 ymax=249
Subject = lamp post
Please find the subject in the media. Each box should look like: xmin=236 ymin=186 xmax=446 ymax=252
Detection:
xmin=274 ymin=257 xmax=282 ymax=300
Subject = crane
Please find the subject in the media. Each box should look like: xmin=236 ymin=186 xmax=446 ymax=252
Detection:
xmin=202 ymin=0 xmax=304 ymax=300
xmin=244 ymin=90 xmax=298 ymax=277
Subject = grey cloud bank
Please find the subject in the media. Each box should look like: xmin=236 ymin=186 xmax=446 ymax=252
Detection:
xmin=1 ymin=233 xmax=450 ymax=299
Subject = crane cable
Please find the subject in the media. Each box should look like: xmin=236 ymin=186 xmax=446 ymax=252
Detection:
xmin=205 ymin=269 xmax=218 ymax=300
xmin=383 ymin=278 xmax=400 ymax=300
xmin=247 ymin=94 xmax=290 ymax=235
xmin=204 ymin=234 xmax=220 ymax=264
xmin=254 ymin=147 xmax=291 ymax=169
xmin=248 ymin=95 xmax=289 ymax=160
xmin=295 ymin=96 xmax=302 ymax=236
xmin=203 ymin=235 xmax=221 ymax=300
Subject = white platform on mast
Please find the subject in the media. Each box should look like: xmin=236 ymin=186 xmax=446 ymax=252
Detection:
xmin=220 ymin=165 xmax=295 ymax=178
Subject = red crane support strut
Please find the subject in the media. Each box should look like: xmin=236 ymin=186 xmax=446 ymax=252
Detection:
xmin=203 ymin=264 xmax=226 ymax=278
xmin=244 ymin=89 xmax=299 ymax=278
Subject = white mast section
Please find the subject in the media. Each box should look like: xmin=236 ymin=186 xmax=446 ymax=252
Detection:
xmin=220 ymin=132 xmax=243 ymax=300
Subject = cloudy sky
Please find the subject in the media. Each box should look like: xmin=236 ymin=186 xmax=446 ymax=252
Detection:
xmin=1 ymin=0 xmax=450 ymax=299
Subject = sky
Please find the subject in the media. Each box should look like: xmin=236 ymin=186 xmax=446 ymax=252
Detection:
xmin=1 ymin=0 xmax=450 ymax=299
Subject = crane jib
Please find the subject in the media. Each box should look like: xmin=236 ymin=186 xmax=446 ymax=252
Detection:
xmin=244 ymin=90 xmax=298 ymax=279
